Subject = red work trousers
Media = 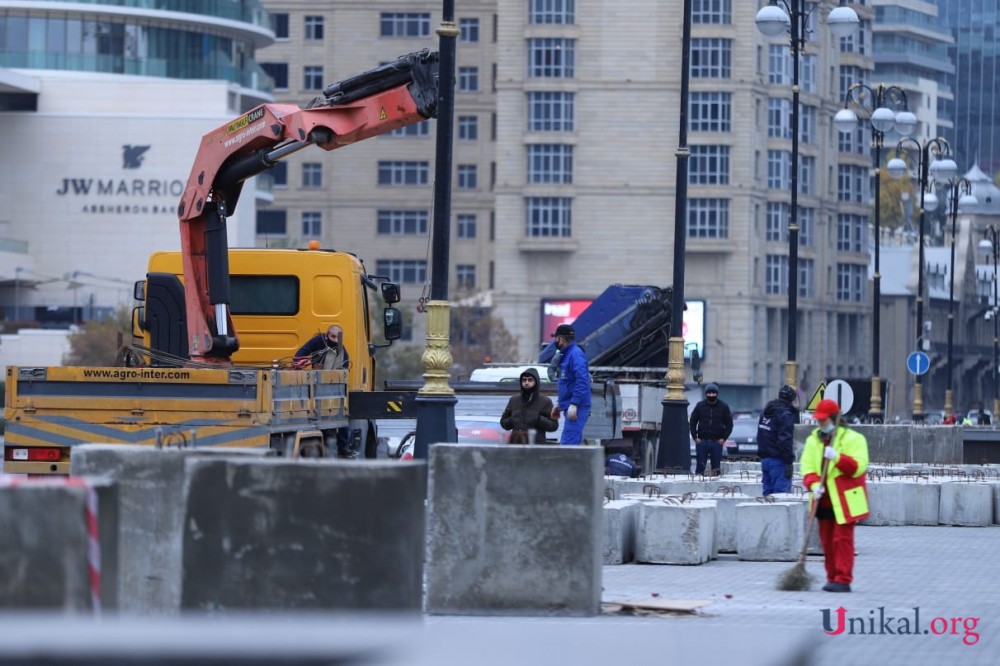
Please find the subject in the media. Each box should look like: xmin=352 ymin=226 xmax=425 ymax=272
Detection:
xmin=818 ymin=518 xmax=856 ymax=584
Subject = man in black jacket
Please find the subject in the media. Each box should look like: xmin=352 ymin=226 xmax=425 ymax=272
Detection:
xmin=757 ymin=384 xmax=799 ymax=494
xmin=689 ymin=382 xmax=733 ymax=476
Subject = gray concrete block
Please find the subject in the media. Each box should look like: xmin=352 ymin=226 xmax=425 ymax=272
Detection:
xmin=603 ymin=500 xmax=640 ymax=565
xmin=0 ymin=480 xmax=118 ymax=611
xmin=735 ymin=501 xmax=806 ymax=562
xmin=181 ymin=458 xmax=426 ymax=611
xmin=994 ymin=484 xmax=1000 ymax=525
xmin=939 ymin=482 xmax=994 ymax=526
xmin=694 ymin=492 xmax=752 ymax=553
xmin=425 ymin=444 xmax=603 ymax=616
xmin=634 ymin=500 xmax=717 ymax=565
xmin=862 ymin=482 xmax=941 ymax=526
xmin=71 ymin=444 xmax=267 ymax=614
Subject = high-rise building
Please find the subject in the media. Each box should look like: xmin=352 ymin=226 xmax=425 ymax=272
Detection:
xmin=0 ymin=0 xmax=274 ymax=323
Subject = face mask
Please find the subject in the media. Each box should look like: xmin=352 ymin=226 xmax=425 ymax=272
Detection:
xmin=707 ymin=395 xmax=718 ymax=403
xmin=820 ymin=423 xmax=836 ymax=434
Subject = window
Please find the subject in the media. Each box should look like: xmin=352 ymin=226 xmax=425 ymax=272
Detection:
xmin=837 ymin=263 xmax=866 ymax=301
xmin=768 ymin=98 xmax=792 ymax=139
xmin=377 ymin=210 xmax=428 ymax=235
xmin=690 ymin=92 xmax=731 ymax=132
xmin=799 ymin=258 xmax=815 ymax=297
xmin=272 ymin=13 xmax=289 ymax=39
xmin=840 ymin=21 xmax=866 ymax=54
xmin=459 ymin=66 xmax=479 ymax=92
xmin=527 ymin=144 xmax=573 ymax=184
xmin=389 ymin=120 xmax=430 ymax=137
xmin=838 ymin=165 xmax=867 ymax=203
xmin=689 ymin=145 xmax=729 ymax=185
xmin=691 ymin=38 xmax=731 ymax=78
xmin=528 ymin=38 xmax=575 ymax=78
xmin=378 ymin=161 xmax=430 ymax=185
xmin=457 ymin=214 xmax=477 ymax=239
xmin=380 ymin=13 xmax=431 ymax=37
xmin=799 ymin=207 xmax=815 ymax=246
xmin=766 ymin=255 xmax=787 ymax=295
xmin=376 ymin=260 xmax=427 ymax=284
xmin=230 ymin=276 xmax=298 ymax=316
xmin=837 ymin=213 xmax=867 ymax=253
xmin=457 ymin=164 xmax=478 ymax=189
xmin=799 ymin=156 xmax=815 ymax=195
xmin=529 ymin=0 xmax=575 ymax=24
xmin=526 ymin=197 xmax=572 ymax=237
xmin=302 ymin=163 xmax=322 ymax=188
xmin=769 ymin=46 xmax=815 ymax=91
xmin=301 ymin=211 xmax=321 ymax=237
xmin=840 ymin=66 xmax=866 ymax=99
xmin=458 ymin=115 xmax=478 ymax=140
xmin=692 ymin=0 xmax=731 ymax=23
xmin=260 ymin=62 xmax=288 ymax=90
xmin=838 ymin=125 xmax=867 ymax=155
xmin=304 ymin=15 xmax=324 ymax=40
xmin=456 ymin=264 xmax=477 ymax=289
xmin=766 ymin=203 xmax=813 ymax=245
xmin=768 ymin=150 xmax=791 ymax=190
xmin=256 ymin=209 xmax=286 ymax=235
xmin=271 ymin=162 xmax=287 ymax=188
xmin=800 ymin=106 xmax=816 ymax=144
xmin=527 ymin=92 xmax=575 ymax=131
xmin=459 ymin=17 xmax=479 ymax=42
xmin=801 ymin=55 xmax=817 ymax=93
xmin=687 ymin=199 xmax=729 ymax=238
xmin=303 ymin=66 xmax=323 ymax=91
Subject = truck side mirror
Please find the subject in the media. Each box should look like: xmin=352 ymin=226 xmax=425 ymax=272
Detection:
xmin=132 ymin=306 xmax=145 ymax=336
xmin=381 ymin=282 xmax=401 ymax=304
xmin=133 ymin=280 xmax=146 ymax=302
xmin=383 ymin=307 xmax=402 ymax=340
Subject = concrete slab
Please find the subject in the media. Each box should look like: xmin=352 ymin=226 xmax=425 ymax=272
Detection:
xmin=425 ymin=444 xmax=603 ymax=616
xmin=634 ymin=500 xmax=717 ymax=565
xmin=602 ymin=500 xmax=640 ymax=565
xmin=862 ymin=481 xmax=941 ymax=526
xmin=939 ymin=482 xmax=994 ymax=526
xmin=734 ymin=501 xmax=806 ymax=562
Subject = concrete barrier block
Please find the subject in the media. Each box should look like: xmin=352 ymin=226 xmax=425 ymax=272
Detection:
xmin=693 ymin=492 xmax=752 ymax=553
xmin=862 ymin=482 xmax=940 ymax=526
xmin=181 ymin=458 xmax=426 ymax=611
xmin=425 ymin=444 xmax=603 ymax=616
xmin=0 ymin=480 xmax=118 ymax=611
xmin=735 ymin=501 xmax=806 ymax=562
xmin=603 ymin=500 xmax=640 ymax=564
xmin=994 ymin=484 xmax=1000 ymax=525
xmin=71 ymin=444 xmax=268 ymax=614
xmin=634 ymin=500 xmax=717 ymax=565
xmin=939 ymin=482 xmax=994 ymax=526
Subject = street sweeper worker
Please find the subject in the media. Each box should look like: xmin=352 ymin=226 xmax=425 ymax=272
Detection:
xmin=800 ymin=398 xmax=870 ymax=593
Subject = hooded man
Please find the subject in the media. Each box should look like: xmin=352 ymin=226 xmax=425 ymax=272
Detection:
xmin=757 ymin=384 xmax=799 ymax=494
xmin=689 ymin=382 xmax=733 ymax=475
xmin=500 ymin=367 xmax=560 ymax=444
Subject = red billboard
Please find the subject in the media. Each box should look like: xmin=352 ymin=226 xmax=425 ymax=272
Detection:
xmin=540 ymin=298 xmax=593 ymax=345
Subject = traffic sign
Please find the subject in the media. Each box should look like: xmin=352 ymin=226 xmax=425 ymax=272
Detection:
xmin=907 ymin=351 xmax=930 ymax=376
xmin=806 ymin=382 xmax=827 ymax=411
xmin=824 ymin=379 xmax=855 ymax=414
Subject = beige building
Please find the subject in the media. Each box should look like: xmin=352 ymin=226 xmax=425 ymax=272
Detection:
xmin=260 ymin=1 xmax=878 ymax=409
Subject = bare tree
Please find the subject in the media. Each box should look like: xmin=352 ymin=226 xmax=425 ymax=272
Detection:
xmin=63 ymin=307 xmax=134 ymax=366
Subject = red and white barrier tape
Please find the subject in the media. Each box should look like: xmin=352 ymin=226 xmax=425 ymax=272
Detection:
xmin=0 ymin=476 xmax=102 ymax=614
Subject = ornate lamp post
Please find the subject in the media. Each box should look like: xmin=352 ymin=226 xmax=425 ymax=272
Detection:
xmin=979 ymin=227 xmax=1000 ymax=420
xmin=756 ymin=1 xmax=859 ymax=390
xmin=887 ymin=138 xmax=958 ymax=421
xmin=834 ymin=84 xmax=916 ymax=422
xmin=943 ymin=180 xmax=977 ymax=415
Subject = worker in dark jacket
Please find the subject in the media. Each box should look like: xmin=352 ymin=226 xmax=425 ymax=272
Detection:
xmin=689 ymin=382 xmax=733 ymax=475
xmin=757 ymin=384 xmax=799 ymax=494
xmin=501 ymin=368 xmax=560 ymax=444
xmin=293 ymin=325 xmax=350 ymax=371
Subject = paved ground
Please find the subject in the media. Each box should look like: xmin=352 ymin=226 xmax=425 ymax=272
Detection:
xmin=422 ymin=524 xmax=999 ymax=665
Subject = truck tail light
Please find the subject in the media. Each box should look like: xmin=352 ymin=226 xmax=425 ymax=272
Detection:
xmin=6 ymin=447 xmax=63 ymax=462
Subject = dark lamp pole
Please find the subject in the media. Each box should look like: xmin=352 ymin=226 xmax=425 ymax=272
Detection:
xmin=944 ymin=180 xmax=977 ymax=415
xmin=756 ymin=1 xmax=858 ymax=392
xmin=887 ymin=138 xmax=958 ymax=421
xmin=834 ymin=84 xmax=914 ymax=422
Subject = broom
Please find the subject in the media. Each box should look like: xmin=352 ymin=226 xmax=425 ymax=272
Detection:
xmin=777 ymin=458 xmax=829 ymax=591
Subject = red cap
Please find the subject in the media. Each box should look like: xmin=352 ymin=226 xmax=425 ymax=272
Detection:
xmin=814 ymin=398 xmax=840 ymax=421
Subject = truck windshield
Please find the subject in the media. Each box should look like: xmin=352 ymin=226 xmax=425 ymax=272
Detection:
xmin=230 ymin=275 xmax=299 ymax=315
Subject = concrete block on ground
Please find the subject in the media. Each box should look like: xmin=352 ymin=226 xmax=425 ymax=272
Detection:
xmin=994 ymin=484 xmax=1000 ymax=525
xmin=182 ymin=458 xmax=426 ymax=611
xmin=694 ymin=492 xmax=752 ymax=553
xmin=70 ymin=444 xmax=268 ymax=614
xmin=939 ymin=482 xmax=994 ymax=526
xmin=603 ymin=500 xmax=640 ymax=565
xmin=425 ymin=444 xmax=603 ymax=616
xmin=862 ymin=482 xmax=940 ymax=526
xmin=634 ymin=500 xmax=717 ymax=565
xmin=0 ymin=479 xmax=118 ymax=611
xmin=735 ymin=501 xmax=806 ymax=562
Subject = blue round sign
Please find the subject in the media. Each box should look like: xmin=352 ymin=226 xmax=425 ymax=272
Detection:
xmin=907 ymin=351 xmax=930 ymax=376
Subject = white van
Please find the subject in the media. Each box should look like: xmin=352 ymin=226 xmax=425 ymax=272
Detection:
xmin=468 ymin=365 xmax=554 ymax=383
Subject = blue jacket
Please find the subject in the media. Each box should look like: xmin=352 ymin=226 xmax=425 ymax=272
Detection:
xmin=557 ymin=342 xmax=591 ymax=409
xmin=756 ymin=399 xmax=795 ymax=463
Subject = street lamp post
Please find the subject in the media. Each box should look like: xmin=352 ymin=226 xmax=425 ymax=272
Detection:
xmin=834 ymin=84 xmax=916 ymax=422
xmin=944 ymin=180 xmax=977 ymax=415
xmin=980 ymin=228 xmax=1000 ymax=420
xmin=756 ymin=1 xmax=859 ymax=390
xmin=887 ymin=138 xmax=958 ymax=421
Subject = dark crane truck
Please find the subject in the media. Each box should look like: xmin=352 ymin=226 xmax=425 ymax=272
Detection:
xmin=4 ymin=50 xmax=439 ymax=474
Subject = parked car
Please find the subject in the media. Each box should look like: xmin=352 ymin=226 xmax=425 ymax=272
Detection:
xmin=723 ymin=418 xmax=759 ymax=459
xmin=378 ymin=416 xmax=513 ymax=460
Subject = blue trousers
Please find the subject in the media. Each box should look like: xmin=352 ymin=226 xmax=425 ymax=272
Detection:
xmin=559 ymin=407 xmax=591 ymax=445
xmin=695 ymin=439 xmax=722 ymax=474
xmin=761 ymin=457 xmax=793 ymax=495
